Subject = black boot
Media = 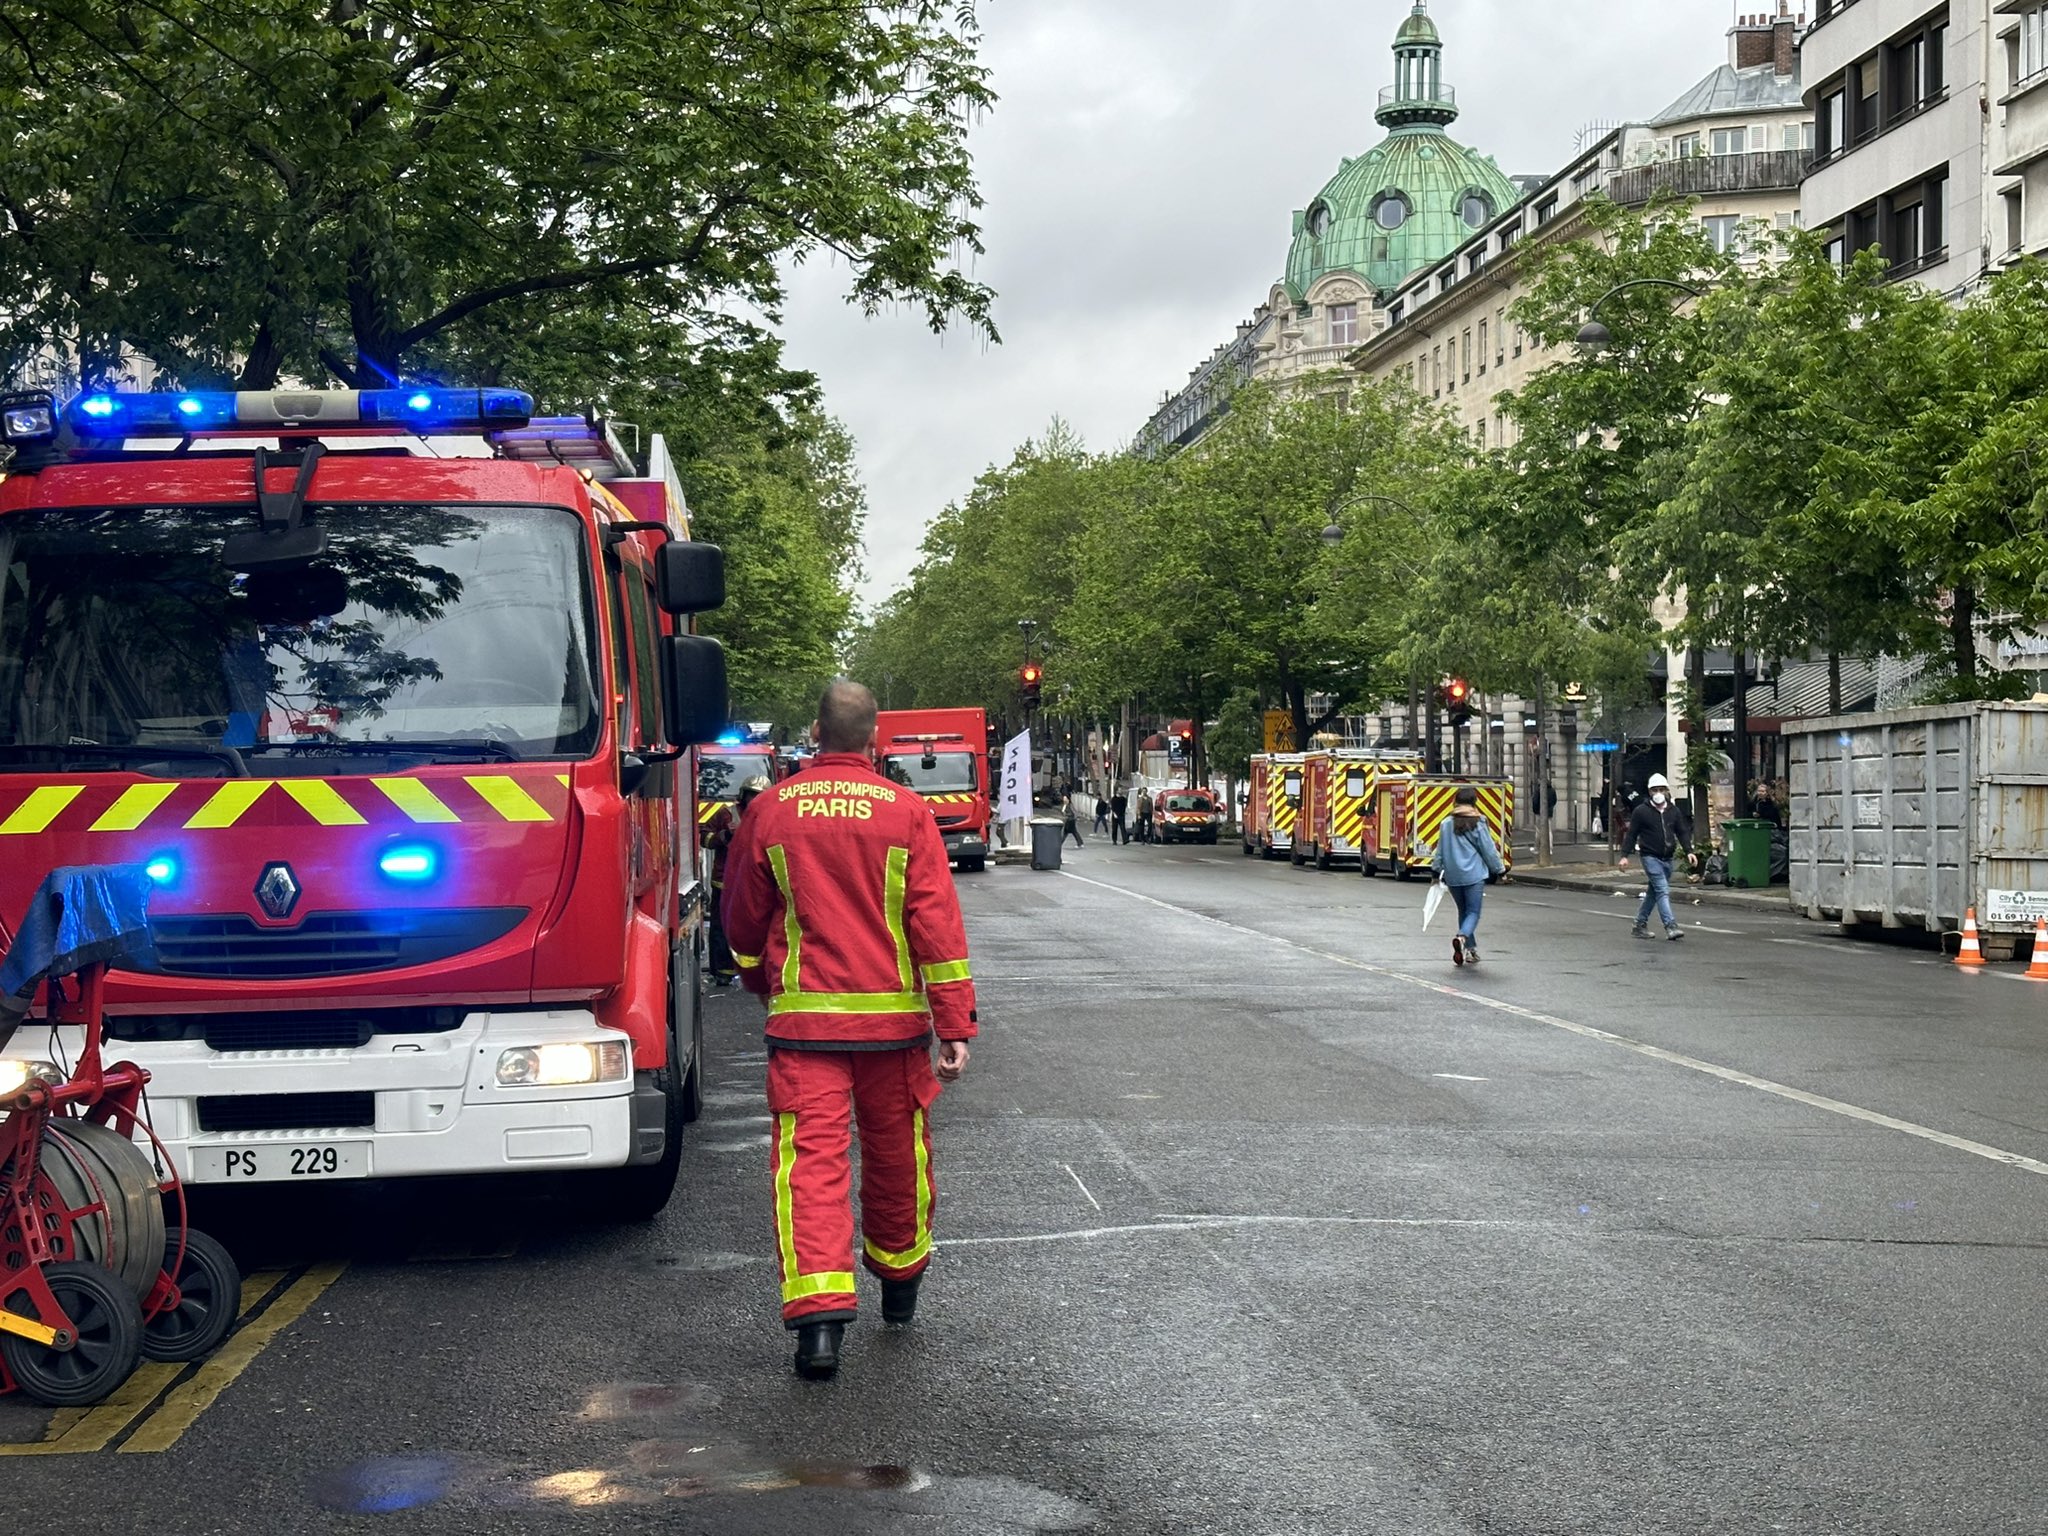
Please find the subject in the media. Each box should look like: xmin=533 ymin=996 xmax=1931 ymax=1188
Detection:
xmin=881 ymin=1275 xmax=921 ymax=1325
xmin=793 ymin=1321 xmax=844 ymax=1380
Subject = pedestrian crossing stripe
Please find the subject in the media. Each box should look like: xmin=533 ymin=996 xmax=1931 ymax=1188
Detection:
xmin=0 ymin=776 xmax=566 ymax=833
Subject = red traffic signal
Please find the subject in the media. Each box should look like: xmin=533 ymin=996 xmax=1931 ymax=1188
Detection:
xmin=1020 ymin=663 xmax=1042 ymax=686
xmin=1443 ymin=677 xmax=1474 ymax=724
xmin=1019 ymin=662 xmax=1043 ymax=708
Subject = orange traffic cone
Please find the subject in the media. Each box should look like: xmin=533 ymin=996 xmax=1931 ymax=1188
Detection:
xmin=2028 ymin=919 xmax=2048 ymax=981
xmin=1957 ymin=908 xmax=1987 ymax=968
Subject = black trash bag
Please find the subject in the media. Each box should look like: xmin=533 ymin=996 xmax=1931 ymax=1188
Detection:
xmin=1768 ymin=829 xmax=1790 ymax=884
xmin=1702 ymin=852 xmax=1729 ymax=886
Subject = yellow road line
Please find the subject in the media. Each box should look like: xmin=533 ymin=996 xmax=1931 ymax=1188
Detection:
xmin=120 ymin=1263 xmax=344 ymax=1454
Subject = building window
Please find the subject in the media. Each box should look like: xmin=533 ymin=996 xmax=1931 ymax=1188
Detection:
xmin=1388 ymin=302 xmax=1404 ymax=327
xmin=1703 ymin=214 xmax=1742 ymax=254
xmin=1887 ymin=21 xmax=1944 ymax=123
xmin=2006 ymin=189 xmax=2024 ymax=254
xmin=1535 ymin=196 xmax=1558 ymax=226
xmin=1476 ymin=418 xmax=1487 ymax=449
xmin=1852 ymin=58 xmax=1880 ymax=140
xmin=1887 ymin=174 xmax=1946 ymax=271
xmin=1461 ymin=330 xmax=1472 ymax=383
xmin=1710 ymin=127 xmax=1748 ymax=156
xmin=1818 ymin=89 xmax=1846 ymax=158
xmin=1467 ymin=249 xmax=1486 ymax=276
xmin=1513 ymin=325 xmax=1524 ymax=358
xmin=1460 ymin=190 xmax=1494 ymax=229
xmin=1372 ymin=191 xmax=1411 ymax=232
xmin=1495 ymin=309 xmax=1506 ymax=365
xmin=1824 ymin=229 xmax=1847 ymax=267
xmin=1432 ymin=346 xmax=1442 ymax=397
xmin=1499 ymin=224 xmax=1522 ymax=253
xmin=1329 ymin=303 xmax=1358 ymax=347
xmin=1673 ymin=132 xmax=1702 ymax=158
xmin=1478 ymin=320 xmax=1489 ymax=373
xmin=1783 ymin=122 xmax=1816 ymax=153
xmin=2020 ymin=6 xmax=2048 ymax=88
xmin=1307 ymin=202 xmax=1333 ymax=239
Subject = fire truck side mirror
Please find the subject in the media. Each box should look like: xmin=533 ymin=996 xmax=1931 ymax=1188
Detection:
xmin=656 ymin=541 xmax=725 ymax=616
xmin=663 ymin=635 xmax=730 ymax=744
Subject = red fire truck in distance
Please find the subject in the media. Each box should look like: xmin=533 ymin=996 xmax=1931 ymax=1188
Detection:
xmin=696 ymin=731 xmax=781 ymax=834
xmin=0 ymin=385 xmax=728 ymax=1218
xmin=874 ymin=707 xmax=991 ymax=872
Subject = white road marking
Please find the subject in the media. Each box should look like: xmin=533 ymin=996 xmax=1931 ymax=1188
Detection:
xmin=1060 ymin=869 xmax=2048 ymax=1182
xmin=1061 ymin=1162 xmax=1103 ymax=1212
xmin=1769 ymin=938 xmax=1838 ymax=950
xmin=1433 ymin=1073 xmax=1490 ymax=1082
xmin=944 ymin=1214 xmax=1529 ymax=1248
xmin=1691 ymin=924 xmax=1741 ymax=935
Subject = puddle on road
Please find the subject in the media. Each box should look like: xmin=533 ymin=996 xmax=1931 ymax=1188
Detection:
xmin=312 ymin=1380 xmax=1095 ymax=1529
xmin=649 ymin=1250 xmax=767 ymax=1273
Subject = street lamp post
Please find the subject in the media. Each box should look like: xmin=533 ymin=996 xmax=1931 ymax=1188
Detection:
xmin=1573 ymin=277 xmax=1706 ymax=353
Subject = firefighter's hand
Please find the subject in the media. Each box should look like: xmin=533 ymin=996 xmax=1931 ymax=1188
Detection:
xmin=935 ymin=1039 xmax=970 ymax=1082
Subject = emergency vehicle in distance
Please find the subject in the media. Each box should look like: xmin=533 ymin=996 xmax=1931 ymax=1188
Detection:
xmin=1370 ymin=774 xmax=1515 ymax=880
xmin=1244 ymin=752 xmax=1306 ymax=859
xmin=873 ymin=707 xmax=991 ymax=872
xmin=1297 ymin=748 xmax=1423 ymax=870
xmin=0 ymin=384 xmax=729 ymax=1219
xmin=697 ymin=728 xmax=782 ymax=835
xmin=1153 ymin=787 xmax=1220 ymax=844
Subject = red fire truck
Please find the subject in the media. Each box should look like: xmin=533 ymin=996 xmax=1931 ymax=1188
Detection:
xmin=0 ymin=385 xmax=728 ymax=1218
xmin=1297 ymin=748 xmax=1423 ymax=870
xmin=696 ymin=734 xmax=781 ymax=834
xmin=1244 ymin=753 xmax=1306 ymax=859
xmin=874 ymin=707 xmax=991 ymax=872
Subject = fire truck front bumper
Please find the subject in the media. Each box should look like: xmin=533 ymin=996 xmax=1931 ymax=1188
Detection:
xmin=942 ymin=828 xmax=987 ymax=860
xmin=0 ymin=1008 xmax=637 ymax=1184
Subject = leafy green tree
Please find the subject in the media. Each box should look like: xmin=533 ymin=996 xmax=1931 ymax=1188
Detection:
xmin=0 ymin=0 xmax=995 ymax=390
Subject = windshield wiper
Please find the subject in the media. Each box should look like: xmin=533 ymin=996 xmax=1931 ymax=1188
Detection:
xmin=246 ymin=737 xmax=524 ymax=761
xmin=0 ymin=742 xmax=250 ymax=776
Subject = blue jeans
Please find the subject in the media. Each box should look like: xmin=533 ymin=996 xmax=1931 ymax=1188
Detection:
xmin=1635 ymin=856 xmax=1676 ymax=931
xmin=1450 ymin=881 xmax=1484 ymax=941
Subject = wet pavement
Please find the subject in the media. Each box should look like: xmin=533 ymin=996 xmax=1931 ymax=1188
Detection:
xmin=10 ymin=839 xmax=2048 ymax=1531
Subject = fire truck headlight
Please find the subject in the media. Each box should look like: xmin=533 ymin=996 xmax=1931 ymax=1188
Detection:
xmin=495 ymin=1041 xmax=628 ymax=1088
xmin=0 ymin=1059 xmax=65 ymax=1097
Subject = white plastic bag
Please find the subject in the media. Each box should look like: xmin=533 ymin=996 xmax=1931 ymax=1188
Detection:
xmin=1422 ymin=878 xmax=1446 ymax=933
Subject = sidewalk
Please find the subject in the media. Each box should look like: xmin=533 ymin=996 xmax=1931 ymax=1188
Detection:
xmin=1507 ymin=838 xmax=1791 ymax=913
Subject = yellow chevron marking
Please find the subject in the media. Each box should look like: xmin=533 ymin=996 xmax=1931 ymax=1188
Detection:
xmin=556 ymin=773 xmax=571 ymax=787
xmin=698 ymin=801 xmax=729 ymax=823
xmin=375 ymin=777 xmax=460 ymax=824
xmin=466 ymin=775 xmax=553 ymax=823
xmin=0 ymin=785 xmax=84 ymax=834
xmin=278 ymin=780 xmax=368 ymax=826
xmin=184 ymin=780 xmax=273 ymax=829
xmin=90 ymin=783 xmax=178 ymax=832
xmin=374 ymin=777 xmax=461 ymax=824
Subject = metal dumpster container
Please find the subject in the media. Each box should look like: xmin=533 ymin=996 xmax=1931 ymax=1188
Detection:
xmin=1783 ymin=702 xmax=2048 ymax=957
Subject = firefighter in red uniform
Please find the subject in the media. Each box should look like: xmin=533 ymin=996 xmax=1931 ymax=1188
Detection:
xmin=704 ymin=775 xmax=768 ymax=985
xmin=722 ymin=679 xmax=977 ymax=1380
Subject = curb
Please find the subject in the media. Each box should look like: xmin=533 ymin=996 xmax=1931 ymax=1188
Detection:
xmin=1506 ymin=868 xmax=1792 ymax=911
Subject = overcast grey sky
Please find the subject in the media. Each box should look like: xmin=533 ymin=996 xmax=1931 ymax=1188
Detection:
xmin=776 ymin=0 xmax=1760 ymax=605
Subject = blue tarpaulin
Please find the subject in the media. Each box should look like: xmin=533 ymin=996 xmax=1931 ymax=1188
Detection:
xmin=0 ymin=865 xmax=155 ymax=1022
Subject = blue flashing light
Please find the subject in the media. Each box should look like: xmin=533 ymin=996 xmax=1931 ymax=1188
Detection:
xmin=378 ymin=843 xmax=438 ymax=883
xmin=78 ymin=394 xmax=117 ymax=418
xmin=358 ymin=388 xmax=533 ymax=431
xmin=143 ymin=854 xmax=179 ymax=885
xmin=715 ymin=732 xmax=746 ymax=746
xmin=176 ymin=396 xmax=205 ymax=416
xmin=406 ymin=391 xmax=433 ymax=411
xmin=62 ymin=387 xmax=532 ymax=438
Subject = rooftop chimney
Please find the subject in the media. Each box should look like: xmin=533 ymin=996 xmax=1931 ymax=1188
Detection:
xmin=1729 ymin=3 xmax=1804 ymax=76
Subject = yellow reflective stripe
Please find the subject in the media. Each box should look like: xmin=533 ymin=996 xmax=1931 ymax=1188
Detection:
xmin=920 ymin=959 xmax=971 ymax=985
xmin=781 ymin=1271 xmax=857 ymax=1304
xmin=374 ymin=777 xmax=460 ymax=824
xmin=278 ymin=779 xmax=367 ymax=826
xmin=864 ymin=1233 xmax=931 ymax=1269
xmin=767 ymin=845 xmax=802 ymax=993
xmin=885 ymin=845 xmax=912 ymax=992
xmin=732 ymin=952 xmax=763 ymax=969
xmin=556 ymin=773 xmax=571 ymax=787
xmin=89 ymin=783 xmax=176 ymax=832
xmin=465 ymin=775 xmax=551 ymax=823
xmin=0 ymin=785 xmax=83 ymax=834
xmin=774 ymin=1113 xmax=801 ymax=1287
xmin=697 ymin=802 xmax=724 ymax=823
xmin=767 ymin=991 xmax=929 ymax=1016
xmin=184 ymin=780 xmax=272 ymax=829
xmin=865 ymin=1107 xmax=934 ymax=1270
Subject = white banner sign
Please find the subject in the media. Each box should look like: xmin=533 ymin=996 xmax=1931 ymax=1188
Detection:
xmin=1986 ymin=889 xmax=2048 ymax=926
xmin=996 ymin=729 xmax=1032 ymax=823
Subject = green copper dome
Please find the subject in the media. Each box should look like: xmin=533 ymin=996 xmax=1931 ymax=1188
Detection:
xmin=1284 ymin=2 xmax=1520 ymax=302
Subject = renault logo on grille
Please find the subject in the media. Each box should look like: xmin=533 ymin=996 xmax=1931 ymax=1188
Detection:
xmin=254 ymin=862 xmax=302 ymax=920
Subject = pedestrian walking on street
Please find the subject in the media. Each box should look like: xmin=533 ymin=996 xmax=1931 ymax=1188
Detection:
xmin=1432 ymin=785 xmax=1507 ymax=966
xmin=722 ymin=679 xmax=978 ymax=1382
xmin=1619 ymin=772 xmax=1696 ymax=941
xmin=1110 ymin=786 xmax=1129 ymax=845
xmin=1093 ymin=791 xmax=1111 ymax=837
xmin=1062 ymin=789 xmax=1085 ymax=849
xmin=1135 ymin=787 xmax=1155 ymax=845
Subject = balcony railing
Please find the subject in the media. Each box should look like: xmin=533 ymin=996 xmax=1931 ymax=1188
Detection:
xmin=1603 ymin=150 xmax=1810 ymax=208
xmin=1378 ymin=84 xmax=1456 ymax=112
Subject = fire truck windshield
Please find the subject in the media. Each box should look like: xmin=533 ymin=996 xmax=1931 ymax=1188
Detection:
xmin=0 ymin=502 xmax=600 ymax=773
xmin=696 ymin=752 xmax=760 ymax=803
xmin=882 ymin=753 xmax=976 ymax=793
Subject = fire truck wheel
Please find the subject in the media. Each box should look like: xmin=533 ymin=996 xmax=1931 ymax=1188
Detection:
xmin=960 ymin=858 xmax=986 ymax=873
xmin=589 ymin=945 xmax=695 ymax=1221
xmin=140 ymin=1228 xmax=240 ymax=1363
xmin=1241 ymin=838 xmax=1255 ymax=857
xmin=1361 ymin=854 xmax=1379 ymax=878
xmin=1288 ymin=843 xmax=1305 ymax=868
xmin=1394 ymin=857 xmax=1414 ymax=881
xmin=1314 ymin=846 xmax=1333 ymax=872
xmin=1 ymin=1261 xmax=144 ymax=1407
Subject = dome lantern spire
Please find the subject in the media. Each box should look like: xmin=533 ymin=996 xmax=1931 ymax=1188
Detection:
xmin=1377 ymin=2 xmax=1458 ymax=132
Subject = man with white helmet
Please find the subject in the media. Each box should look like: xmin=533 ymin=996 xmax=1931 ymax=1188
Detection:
xmin=1617 ymin=772 xmax=1696 ymax=941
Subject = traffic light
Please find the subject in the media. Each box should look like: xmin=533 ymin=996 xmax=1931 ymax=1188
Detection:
xmin=1443 ymin=677 xmax=1474 ymax=726
xmin=1019 ymin=662 xmax=1043 ymax=709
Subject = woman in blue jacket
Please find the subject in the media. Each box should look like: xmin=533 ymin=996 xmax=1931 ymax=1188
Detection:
xmin=1431 ymin=785 xmax=1507 ymax=966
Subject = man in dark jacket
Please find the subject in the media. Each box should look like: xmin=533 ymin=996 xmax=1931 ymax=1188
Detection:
xmin=1618 ymin=772 xmax=1695 ymax=941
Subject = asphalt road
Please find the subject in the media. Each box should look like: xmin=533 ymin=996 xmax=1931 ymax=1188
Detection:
xmin=10 ymin=838 xmax=2048 ymax=1533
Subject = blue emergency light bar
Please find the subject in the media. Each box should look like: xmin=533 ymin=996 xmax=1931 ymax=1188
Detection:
xmin=59 ymin=387 xmax=533 ymax=438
